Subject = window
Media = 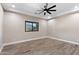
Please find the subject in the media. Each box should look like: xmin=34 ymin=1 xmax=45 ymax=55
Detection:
xmin=25 ymin=21 xmax=39 ymax=32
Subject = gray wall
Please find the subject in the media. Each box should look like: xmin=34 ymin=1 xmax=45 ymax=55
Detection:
xmin=48 ymin=13 xmax=79 ymax=43
xmin=0 ymin=4 xmax=3 ymax=49
xmin=3 ymin=12 xmax=47 ymax=43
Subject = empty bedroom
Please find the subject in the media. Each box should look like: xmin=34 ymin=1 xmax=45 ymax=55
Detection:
xmin=0 ymin=3 xmax=79 ymax=55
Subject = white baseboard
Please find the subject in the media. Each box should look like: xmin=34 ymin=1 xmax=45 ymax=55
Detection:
xmin=3 ymin=36 xmax=79 ymax=51
xmin=48 ymin=36 xmax=79 ymax=45
xmin=3 ymin=36 xmax=48 ymax=46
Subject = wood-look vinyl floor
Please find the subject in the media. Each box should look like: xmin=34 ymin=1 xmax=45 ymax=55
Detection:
xmin=1 ymin=38 xmax=79 ymax=55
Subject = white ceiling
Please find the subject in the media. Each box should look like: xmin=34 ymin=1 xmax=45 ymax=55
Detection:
xmin=1 ymin=3 xmax=79 ymax=19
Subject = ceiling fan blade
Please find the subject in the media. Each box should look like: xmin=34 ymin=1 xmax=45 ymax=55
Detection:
xmin=49 ymin=10 xmax=56 ymax=11
xmin=48 ymin=5 xmax=56 ymax=10
xmin=37 ymin=10 xmax=43 ymax=11
xmin=47 ymin=11 xmax=51 ymax=14
xmin=35 ymin=10 xmax=44 ymax=14
xmin=44 ymin=12 xmax=46 ymax=15
xmin=44 ymin=3 xmax=48 ymax=9
xmin=39 ymin=11 xmax=44 ymax=14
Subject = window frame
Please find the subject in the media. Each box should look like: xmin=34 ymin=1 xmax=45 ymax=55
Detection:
xmin=25 ymin=21 xmax=39 ymax=32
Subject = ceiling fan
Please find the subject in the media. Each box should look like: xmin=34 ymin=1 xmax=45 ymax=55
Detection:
xmin=35 ymin=3 xmax=56 ymax=15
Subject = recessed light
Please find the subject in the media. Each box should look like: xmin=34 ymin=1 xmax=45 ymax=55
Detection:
xmin=74 ymin=6 xmax=78 ymax=9
xmin=12 ymin=5 xmax=15 ymax=8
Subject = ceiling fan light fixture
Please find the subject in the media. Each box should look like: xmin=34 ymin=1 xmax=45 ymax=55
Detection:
xmin=44 ymin=11 xmax=47 ymax=12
